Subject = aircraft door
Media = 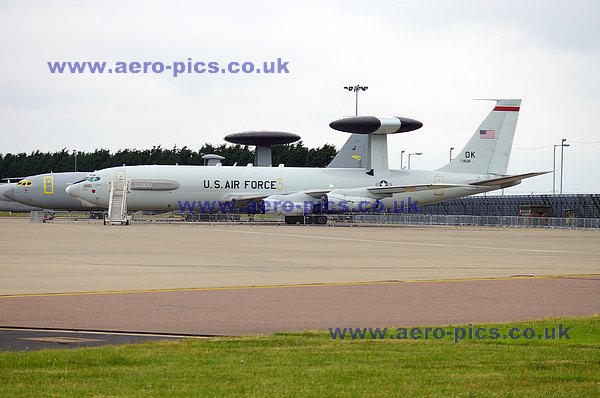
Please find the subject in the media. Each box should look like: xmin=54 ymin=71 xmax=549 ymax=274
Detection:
xmin=115 ymin=170 xmax=126 ymax=191
xmin=43 ymin=176 xmax=54 ymax=195
xmin=434 ymin=176 xmax=444 ymax=196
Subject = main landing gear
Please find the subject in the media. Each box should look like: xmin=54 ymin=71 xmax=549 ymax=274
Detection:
xmin=284 ymin=215 xmax=328 ymax=225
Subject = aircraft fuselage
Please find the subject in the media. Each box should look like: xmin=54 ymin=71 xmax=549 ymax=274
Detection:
xmin=66 ymin=165 xmax=498 ymax=213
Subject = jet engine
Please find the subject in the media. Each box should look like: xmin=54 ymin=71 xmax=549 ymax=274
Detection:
xmin=262 ymin=199 xmax=307 ymax=215
xmin=262 ymin=193 xmax=318 ymax=215
xmin=324 ymin=192 xmax=383 ymax=213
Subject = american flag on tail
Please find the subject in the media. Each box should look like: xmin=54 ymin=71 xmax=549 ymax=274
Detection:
xmin=480 ymin=129 xmax=496 ymax=139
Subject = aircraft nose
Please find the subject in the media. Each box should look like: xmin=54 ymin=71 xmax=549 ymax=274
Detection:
xmin=65 ymin=184 xmax=79 ymax=197
xmin=2 ymin=185 xmax=15 ymax=200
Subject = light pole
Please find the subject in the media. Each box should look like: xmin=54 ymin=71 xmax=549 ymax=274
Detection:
xmin=400 ymin=150 xmax=405 ymax=169
xmin=449 ymin=147 xmax=454 ymax=162
xmin=552 ymin=144 xmax=561 ymax=195
xmin=408 ymin=152 xmax=422 ymax=170
xmin=552 ymin=141 xmax=570 ymax=194
xmin=343 ymin=84 xmax=368 ymax=116
xmin=552 ymin=144 xmax=558 ymax=194
xmin=560 ymin=138 xmax=569 ymax=194
xmin=72 ymin=149 xmax=77 ymax=172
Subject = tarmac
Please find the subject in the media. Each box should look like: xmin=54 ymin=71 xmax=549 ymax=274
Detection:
xmin=0 ymin=218 xmax=599 ymax=350
xmin=0 ymin=328 xmax=195 ymax=352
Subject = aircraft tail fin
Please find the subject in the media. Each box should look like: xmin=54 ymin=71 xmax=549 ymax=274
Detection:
xmin=327 ymin=133 xmax=368 ymax=168
xmin=437 ymin=99 xmax=521 ymax=175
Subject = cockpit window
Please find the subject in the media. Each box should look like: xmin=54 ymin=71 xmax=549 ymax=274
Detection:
xmin=17 ymin=180 xmax=32 ymax=186
xmin=85 ymin=176 xmax=101 ymax=182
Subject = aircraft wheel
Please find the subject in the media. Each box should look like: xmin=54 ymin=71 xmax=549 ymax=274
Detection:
xmin=315 ymin=215 xmax=328 ymax=225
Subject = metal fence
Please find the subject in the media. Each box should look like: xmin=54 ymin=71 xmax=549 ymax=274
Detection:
xmin=419 ymin=194 xmax=600 ymax=219
xmin=331 ymin=214 xmax=600 ymax=230
xmin=34 ymin=210 xmax=598 ymax=230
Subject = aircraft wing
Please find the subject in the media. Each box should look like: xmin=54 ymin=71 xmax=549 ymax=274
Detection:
xmin=220 ymin=191 xmax=317 ymax=211
xmin=218 ymin=194 xmax=263 ymax=213
xmin=222 ymin=184 xmax=469 ymax=205
xmin=304 ymin=189 xmax=332 ymax=197
xmin=469 ymin=172 xmax=550 ymax=187
xmin=225 ymin=174 xmax=546 ymax=202
xmin=221 ymin=193 xmax=273 ymax=203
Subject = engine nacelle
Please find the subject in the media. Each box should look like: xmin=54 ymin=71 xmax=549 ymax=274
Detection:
xmin=261 ymin=199 xmax=306 ymax=215
xmin=262 ymin=193 xmax=318 ymax=215
xmin=324 ymin=193 xmax=383 ymax=213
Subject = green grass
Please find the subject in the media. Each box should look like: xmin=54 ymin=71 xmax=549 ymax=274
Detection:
xmin=0 ymin=212 xmax=30 ymax=217
xmin=1 ymin=316 xmax=599 ymax=397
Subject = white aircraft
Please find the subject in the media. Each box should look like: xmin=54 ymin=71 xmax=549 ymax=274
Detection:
xmin=66 ymin=99 xmax=546 ymax=224
xmin=0 ymin=183 xmax=41 ymax=212
xmin=3 ymin=172 xmax=99 ymax=211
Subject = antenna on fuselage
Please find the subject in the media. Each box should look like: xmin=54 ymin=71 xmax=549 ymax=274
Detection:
xmin=224 ymin=131 xmax=301 ymax=167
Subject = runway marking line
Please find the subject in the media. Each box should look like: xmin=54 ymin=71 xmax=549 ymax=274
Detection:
xmin=21 ymin=336 xmax=105 ymax=344
xmin=1 ymin=274 xmax=597 ymax=299
xmin=0 ymin=327 xmax=210 ymax=339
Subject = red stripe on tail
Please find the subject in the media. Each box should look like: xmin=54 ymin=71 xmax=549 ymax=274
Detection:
xmin=493 ymin=106 xmax=520 ymax=112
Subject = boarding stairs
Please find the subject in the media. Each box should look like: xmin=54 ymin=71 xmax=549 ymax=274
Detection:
xmin=106 ymin=179 xmax=129 ymax=225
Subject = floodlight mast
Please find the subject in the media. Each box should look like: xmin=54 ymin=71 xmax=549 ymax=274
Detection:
xmin=343 ymin=85 xmax=368 ymax=116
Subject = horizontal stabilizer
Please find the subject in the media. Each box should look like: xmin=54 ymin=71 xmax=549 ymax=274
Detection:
xmin=469 ymin=172 xmax=550 ymax=187
xmin=367 ymin=183 xmax=471 ymax=196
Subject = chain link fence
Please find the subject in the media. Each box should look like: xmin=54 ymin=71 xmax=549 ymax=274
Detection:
xmin=331 ymin=213 xmax=600 ymax=230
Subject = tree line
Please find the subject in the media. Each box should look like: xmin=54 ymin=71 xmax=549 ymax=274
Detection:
xmin=0 ymin=143 xmax=338 ymax=179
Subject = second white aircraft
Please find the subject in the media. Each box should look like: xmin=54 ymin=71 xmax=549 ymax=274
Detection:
xmin=66 ymin=99 xmax=546 ymax=224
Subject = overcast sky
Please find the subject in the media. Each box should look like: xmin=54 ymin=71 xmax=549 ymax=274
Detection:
xmin=1 ymin=0 xmax=599 ymax=194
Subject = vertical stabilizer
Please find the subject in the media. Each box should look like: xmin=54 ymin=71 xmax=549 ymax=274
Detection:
xmin=327 ymin=133 xmax=369 ymax=168
xmin=437 ymin=99 xmax=521 ymax=175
